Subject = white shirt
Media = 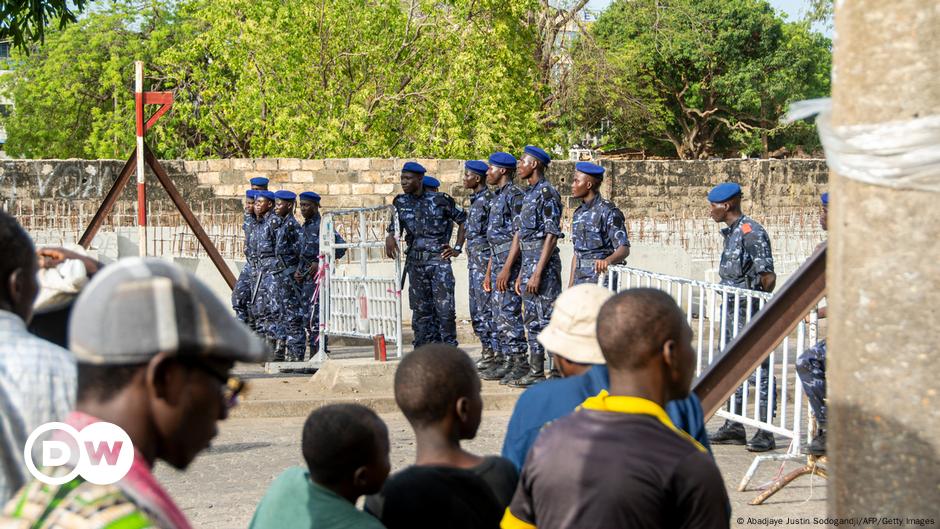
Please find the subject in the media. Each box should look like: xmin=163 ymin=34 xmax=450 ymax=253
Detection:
xmin=0 ymin=309 xmax=76 ymax=502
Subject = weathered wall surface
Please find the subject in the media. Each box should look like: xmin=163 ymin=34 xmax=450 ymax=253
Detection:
xmin=1 ymin=157 xmax=829 ymax=220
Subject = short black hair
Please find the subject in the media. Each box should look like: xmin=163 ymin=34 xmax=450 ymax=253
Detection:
xmin=77 ymin=363 xmax=148 ymax=403
xmin=394 ymin=344 xmax=479 ymax=426
xmin=596 ymin=289 xmax=685 ymax=369
xmin=0 ymin=210 xmax=35 ymax=296
xmin=302 ymin=404 xmax=387 ymax=486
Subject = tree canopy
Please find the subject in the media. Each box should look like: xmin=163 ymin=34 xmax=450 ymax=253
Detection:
xmin=0 ymin=0 xmax=832 ymax=160
xmin=0 ymin=0 xmax=92 ymax=49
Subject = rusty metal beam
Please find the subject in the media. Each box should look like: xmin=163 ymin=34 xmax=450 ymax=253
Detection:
xmin=694 ymin=242 xmax=827 ymax=418
xmin=143 ymin=145 xmax=237 ymax=289
xmin=78 ymin=150 xmax=137 ymax=248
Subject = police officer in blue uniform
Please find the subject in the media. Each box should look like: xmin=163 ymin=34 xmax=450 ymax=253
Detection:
xmin=419 ymin=175 xmax=447 ymax=343
xmin=569 ymin=162 xmax=630 ymax=287
xmin=232 ymin=189 xmax=259 ymax=329
xmin=423 ymin=176 xmax=441 ymax=192
xmin=510 ymin=146 xmax=564 ymax=388
xmin=250 ymin=176 xmax=269 ymax=191
xmin=270 ymin=190 xmax=306 ymax=363
xmin=796 ymin=192 xmax=829 ymax=456
xmin=295 ymin=191 xmax=347 ymax=356
xmin=707 ymin=182 xmax=778 ymax=452
xmin=463 ymin=160 xmax=498 ymax=371
xmin=252 ymin=190 xmax=281 ymax=355
xmin=480 ymin=152 xmax=528 ymax=383
xmin=385 ymin=162 xmax=467 ymax=347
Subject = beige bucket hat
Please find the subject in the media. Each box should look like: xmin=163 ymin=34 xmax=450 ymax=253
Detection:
xmin=536 ymin=284 xmax=613 ymax=365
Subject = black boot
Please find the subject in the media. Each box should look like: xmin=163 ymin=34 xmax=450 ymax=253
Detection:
xmin=709 ymin=420 xmax=747 ymax=445
xmin=803 ymin=429 xmax=826 ymax=456
xmin=481 ymin=355 xmax=512 ymax=381
xmin=747 ymin=429 xmax=777 ymax=452
xmin=511 ymin=353 xmax=545 ymax=388
xmin=500 ymin=355 xmax=529 ymax=385
xmin=274 ymin=340 xmax=286 ymax=363
xmin=476 ymin=346 xmax=496 ymax=372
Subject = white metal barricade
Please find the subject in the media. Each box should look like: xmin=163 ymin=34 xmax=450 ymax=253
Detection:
xmin=315 ymin=205 xmax=404 ymax=362
xmin=606 ymin=265 xmax=823 ymax=489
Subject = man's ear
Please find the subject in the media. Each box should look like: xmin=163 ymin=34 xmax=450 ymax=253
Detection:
xmin=146 ymin=352 xmax=184 ymax=405
xmin=7 ymin=268 xmax=24 ymax=305
xmin=352 ymin=465 xmax=369 ymax=488
xmin=662 ymin=339 xmax=679 ymax=378
xmin=455 ymin=396 xmax=470 ymax=423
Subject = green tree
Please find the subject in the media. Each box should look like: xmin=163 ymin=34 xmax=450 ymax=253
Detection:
xmin=558 ymin=0 xmax=831 ymax=159
xmin=1 ymin=1 xmax=190 ymax=159
xmin=0 ymin=0 xmax=92 ymax=50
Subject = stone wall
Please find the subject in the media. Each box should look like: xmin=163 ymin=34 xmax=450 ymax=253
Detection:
xmin=1 ymin=157 xmax=829 ymax=220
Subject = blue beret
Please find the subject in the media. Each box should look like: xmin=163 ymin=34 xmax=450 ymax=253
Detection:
xmin=402 ymin=161 xmax=426 ymax=174
xmin=488 ymin=152 xmax=517 ymax=169
xmin=299 ymin=191 xmax=321 ymax=202
xmin=707 ymin=183 xmax=742 ymax=203
xmin=246 ymin=190 xmax=259 ymax=199
xmin=423 ymin=176 xmax=441 ymax=188
xmin=524 ymin=145 xmax=551 ymax=166
xmin=256 ymin=190 xmax=275 ymax=201
xmin=249 ymin=177 xmax=269 ymax=186
xmin=575 ymin=162 xmax=604 ymax=178
xmin=274 ymin=190 xmax=296 ymax=201
xmin=465 ymin=160 xmax=488 ymax=176
xmin=821 ymin=192 xmax=829 ymax=206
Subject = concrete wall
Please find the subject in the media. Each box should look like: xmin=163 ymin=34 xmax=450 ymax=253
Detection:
xmin=1 ymin=157 xmax=828 ymax=220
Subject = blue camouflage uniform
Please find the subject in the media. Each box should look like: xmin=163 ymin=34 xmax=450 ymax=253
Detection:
xmin=232 ymin=204 xmax=258 ymax=329
xmin=796 ymin=338 xmax=827 ymax=426
xmin=253 ymin=210 xmax=282 ymax=343
xmin=516 ymin=177 xmax=564 ymax=372
xmin=390 ymin=190 xmax=467 ymax=346
xmin=571 ymin=196 xmax=630 ymax=287
xmin=297 ymin=213 xmax=347 ymax=353
xmin=487 ymin=181 xmax=527 ymax=358
xmin=271 ymin=212 xmax=307 ymax=361
xmin=466 ymin=185 xmax=497 ymax=353
xmin=718 ymin=213 xmax=777 ymax=421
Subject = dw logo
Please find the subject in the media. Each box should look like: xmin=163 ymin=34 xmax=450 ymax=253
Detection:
xmin=23 ymin=422 xmax=134 ymax=486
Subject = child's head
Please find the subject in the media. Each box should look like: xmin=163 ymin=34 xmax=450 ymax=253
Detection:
xmin=301 ymin=404 xmax=390 ymax=497
xmin=394 ymin=344 xmax=483 ymax=440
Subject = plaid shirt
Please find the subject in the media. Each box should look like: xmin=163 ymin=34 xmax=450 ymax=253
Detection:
xmin=0 ymin=310 xmax=76 ymax=502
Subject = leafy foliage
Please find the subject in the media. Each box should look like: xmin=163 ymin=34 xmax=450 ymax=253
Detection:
xmin=0 ymin=0 xmax=91 ymax=50
xmin=557 ymin=0 xmax=831 ymax=159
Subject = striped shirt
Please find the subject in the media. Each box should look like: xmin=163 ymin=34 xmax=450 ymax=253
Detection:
xmin=0 ymin=310 xmax=76 ymax=502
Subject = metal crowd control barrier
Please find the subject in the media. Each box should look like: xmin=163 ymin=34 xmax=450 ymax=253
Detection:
xmin=316 ymin=205 xmax=404 ymax=362
xmin=606 ymin=265 xmax=822 ymax=490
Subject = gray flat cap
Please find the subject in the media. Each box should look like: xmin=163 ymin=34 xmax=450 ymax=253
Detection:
xmin=69 ymin=258 xmax=267 ymax=364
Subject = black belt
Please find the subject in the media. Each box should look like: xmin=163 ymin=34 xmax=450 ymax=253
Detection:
xmin=408 ymin=250 xmax=445 ymax=262
xmin=520 ymin=239 xmax=545 ymax=252
xmin=490 ymin=241 xmax=512 ymax=255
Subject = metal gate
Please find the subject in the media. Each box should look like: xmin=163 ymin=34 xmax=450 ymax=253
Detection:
xmin=314 ymin=205 xmax=404 ymax=363
xmin=606 ymin=265 xmax=824 ymax=489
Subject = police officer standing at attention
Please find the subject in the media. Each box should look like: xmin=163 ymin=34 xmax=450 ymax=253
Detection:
xmin=706 ymin=182 xmax=778 ymax=452
xmin=510 ymin=146 xmax=564 ymax=388
xmin=569 ymin=162 xmax=630 ymax=287
xmin=462 ymin=160 xmax=498 ymax=372
xmin=272 ymin=190 xmax=306 ymax=364
xmin=385 ymin=162 xmax=467 ymax=347
xmin=252 ymin=190 xmax=280 ymax=354
xmin=295 ymin=192 xmax=346 ymax=357
xmin=232 ymin=189 xmax=259 ymax=330
xmin=481 ymin=152 xmax=528 ymax=384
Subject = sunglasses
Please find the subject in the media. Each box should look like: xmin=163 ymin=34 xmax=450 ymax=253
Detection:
xmin=185 ymin=360 xmax=246 ymax=410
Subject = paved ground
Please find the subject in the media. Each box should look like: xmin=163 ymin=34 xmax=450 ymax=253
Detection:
xmin=155 ymin=411 xmax=827 ymax=529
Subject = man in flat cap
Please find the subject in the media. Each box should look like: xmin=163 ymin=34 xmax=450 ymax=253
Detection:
xmin=385 ymin=162 xmax=467 ymax=347
xmin=462 ymin=160 xmax=499 ymax=372
xmin=232 ymin=189 xmax=260 ymax=331
xmin=480 ymin=152 xmax=528 ymax=384
xmin=509 ymin=146 xmax=564 ymax=388
xmin=1 ymin=258 xmax=264 ymax=528
xmin=569 ymin=162 xmax=631 ymax=288
xmin=707 ymin=182 xmax=778 ymax=452
xmin=250 ymin=176 xmax=270 ymax=190
xmin=295 ymin=191 xmax=346 ymax=357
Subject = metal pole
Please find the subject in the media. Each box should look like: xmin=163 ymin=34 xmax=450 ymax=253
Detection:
xmin=134 ymin=61 xmax=147 ymax=256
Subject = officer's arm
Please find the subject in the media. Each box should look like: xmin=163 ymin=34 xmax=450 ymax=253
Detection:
xmin=759 ymin=272 xmax=776 ymax=293
xmin=568 ymin=254 xmax=576 ymax=287
xmin=535 ymin=234 xmax=558 ymax=277
xmin=605 ymin=245 xmax=630 ymax=266
xmin=504 ymin=233 xmax=521 ymax=269
xmin=455 ymin=223 xmax=467 ymax=249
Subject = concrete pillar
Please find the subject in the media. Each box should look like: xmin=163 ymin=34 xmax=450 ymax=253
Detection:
xmin=829 ymin=0 xmax=940 ymax=517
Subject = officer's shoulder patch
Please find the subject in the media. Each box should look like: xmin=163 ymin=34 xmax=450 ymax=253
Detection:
xmin=741 ymin=223 xmax=753 ymax=234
